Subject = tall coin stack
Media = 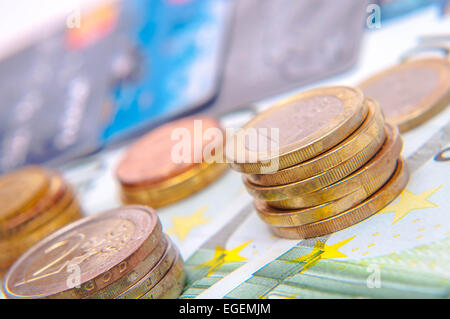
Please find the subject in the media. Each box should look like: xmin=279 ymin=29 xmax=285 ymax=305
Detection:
xmin=0 ymin=166 xmax=83 ymax=275
xmin=116 ymin=116 xmax=227 ymax=208
xmin=3 ymin=206 xmax=185 ymax=299
xmin=227 ymin=86 xmax=409 ymax=239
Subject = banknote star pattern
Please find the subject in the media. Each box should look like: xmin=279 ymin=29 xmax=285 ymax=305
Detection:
xmin=197 ymin=241 xmax=251 ymax=276
xmin=167 ymin=205 xmax=210 ymax=241
xmin=289 ymin=236 xmax=355 ymax=272
xmin=380 ymin=185 xmax=442 ymax=224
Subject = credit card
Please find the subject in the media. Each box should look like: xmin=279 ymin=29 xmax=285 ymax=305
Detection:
xmin=0 ymin=0 xmax=232 ymax=173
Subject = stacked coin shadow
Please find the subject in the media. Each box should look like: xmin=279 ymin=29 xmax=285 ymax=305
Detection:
xmin=0 ymin=166 xmax=83 ymax=276
xmin=116 ymin=116 xmax=227 ymax=208
xmin=227 ymin=86 xmax=410 ymax=239
xmin=3 ymin=206 xmax=186 ymax=299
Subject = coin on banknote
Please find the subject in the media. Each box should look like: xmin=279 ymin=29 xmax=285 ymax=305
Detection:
xmin=0 ymin=195 xmax=82 ymax=261
xmin=139 ymin=252 xmax=185 ymax=299
xmin=116 ymin=116 xmax=227 ymax=208
xmin=247 ymin=98 xmax=385 ymax=186
xmin=89 ymin=235 xmax=170 ymax=299
xmin=359 ymin=58 xmax=450 ymax=132
xmin=0 ymin=173 xmax=70 ymax=237
xmin=116 ymin=116 xmax=224 ymax=187
xmin=0 ymin=203 xmax=82 ymax=275
xmin=0 ymin=168 xmax=83 ymax=275
xmin=115 ymin=237 xmax=179 ymax=299
xmin=260 ymin=124 xmax=402 ymax=209
xmin=272 ymin=158 xmax=409 ymax=239
xmin=3 ymin=206 xmax=162 ymax=299
xmin=255 ymin=182 xmax=387 ymax=227
xmin=120 ymin=161 xmax=227 ymax=208
xmin=227 ymin=86 xmax=368 ymax=173
xmin=0 ymin=166 xmax=49 ymax=225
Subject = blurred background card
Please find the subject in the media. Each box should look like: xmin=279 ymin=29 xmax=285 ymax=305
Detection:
xmin=0 ymin=0 xmax=232 ymax=172
xmin=103 ymin=0 xmax=233 ymax=142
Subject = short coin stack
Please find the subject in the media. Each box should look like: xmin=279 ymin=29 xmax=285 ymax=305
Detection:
xmin=227 ymin=86 xmax=409 ymax=239
xmin=3 ymin=206 xmax=185 ymax=299
xmin=0 ymin=166 xmax=83 ymax=275
xmin=116 ymin=116 xmax=227 ymax=208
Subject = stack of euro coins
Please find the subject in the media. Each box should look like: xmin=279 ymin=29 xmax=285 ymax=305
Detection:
xmin=226 ymin=86 xmax=409 ymax=239
xmin=3 ymin=206 xmax=185 ymax=299
xmin=0 ymin=166 xmax=83 ymax=276
xmin=116 ymin=116 xmax=227 ymax=208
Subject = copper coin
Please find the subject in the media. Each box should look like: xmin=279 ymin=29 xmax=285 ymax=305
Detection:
xmin=227 ymin=86 xmax=367 ymax=173
xmin=0 ymin=166 xmax=50 ymax=224
xmin=3 ymin=205 xmax=161 ymax=299
xmin=359 ymin=58 xmax=450 ymax=132
xmin=116 ymin=116 xmax=223 ymax=187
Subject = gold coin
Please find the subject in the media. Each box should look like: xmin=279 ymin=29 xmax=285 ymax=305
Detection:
xmin=88 ymin=235 xmax=169 ymax=299
xmin=244 ymin=120 xmax=384 ymax=200
xmin=0 ymin=198 xmax=83 ymax=270
xmin=139 ymin=252 xmax=185 ymax=299
xmin=121 ymin=162 xmax=227 ymax=208
xmin=157 ymin=271 xmax=186 ymax=299
xmin=263 ymin=124 xmax=402 ymax=209
xmin=0 ymin=173 xmax=72 ymax=238
xmin=359 ymin=58 xmax=450 ymax=132
xmin=115 ymin=237 xmax=178 ymax=299
xmin=271 ymin=158 xmax=409 ymax=239
xmin=0 ymin=166 xmax=50 ymax=224
xmin=0 ymin=264 xmax=7 ymax=278
xmin=227 ymin=86 xmax=367 ymax=173
xmin=3 ymin=206 xmax=161 ymax=299
xmin=247 ymin=98 xmax=385 ymax=186
xmin=48 ymin=210 xmax=164 ymax=299
xmin=255 ymin=180 xmax=390 ymax=227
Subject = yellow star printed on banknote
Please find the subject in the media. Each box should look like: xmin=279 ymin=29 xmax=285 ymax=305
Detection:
xmin=167 ymin=205 xmax=210 ymax=241
xmin=197 ymin=241 xmax=251 ymax=276
xmin=381 ymin=185 xmax=442 ymax=224
xmin=289 ymin=236 xmax=355 ymax=272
